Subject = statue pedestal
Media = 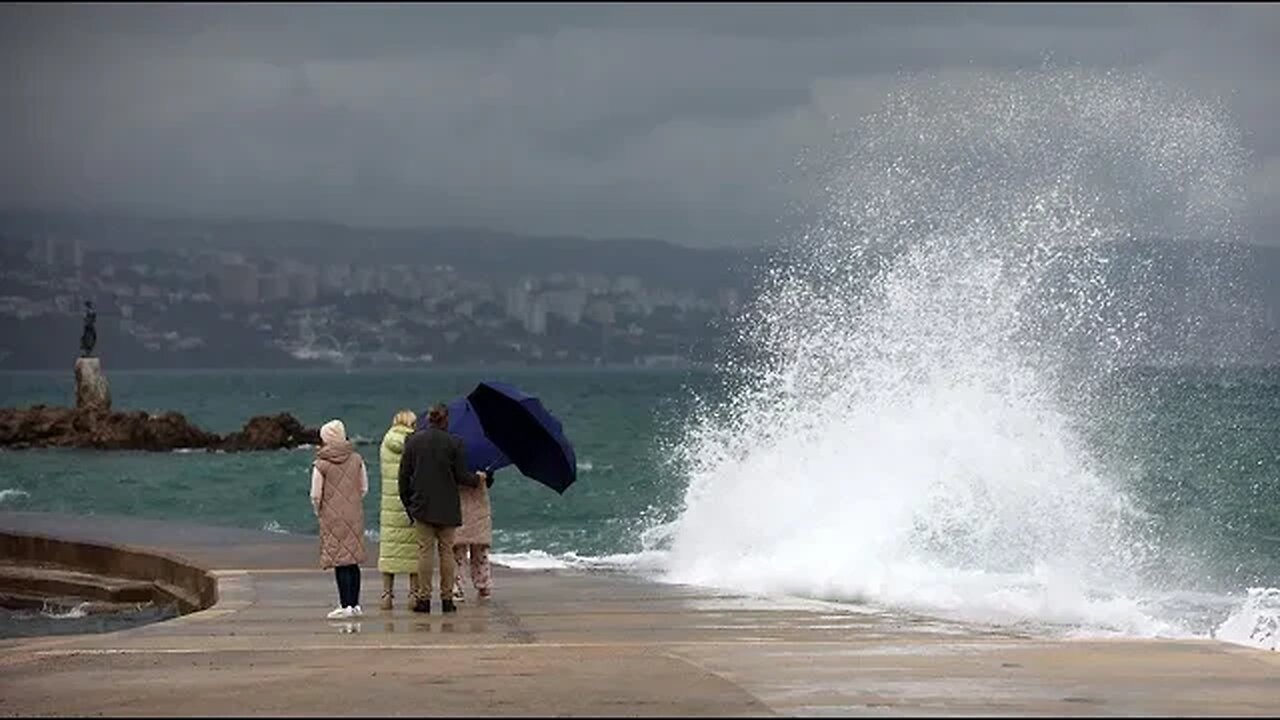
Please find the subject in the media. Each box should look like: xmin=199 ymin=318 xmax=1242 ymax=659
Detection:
xmin=74 ymin=357 xmax=112 ymax=413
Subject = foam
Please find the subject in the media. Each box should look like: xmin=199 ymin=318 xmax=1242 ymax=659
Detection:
xmin=658 ymin=69 xmax=1256 ymax=638
xmin=0 ymin=488 xmax=30 ymax=504
xmin=1215 ymin=588 xmax=1280 ymax=651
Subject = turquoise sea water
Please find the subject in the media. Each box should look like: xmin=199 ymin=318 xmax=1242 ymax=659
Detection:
xmin=0 ymin=368 xmax=696 ymax=556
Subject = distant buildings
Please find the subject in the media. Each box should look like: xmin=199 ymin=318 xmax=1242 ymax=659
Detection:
xmin=321 ymin=264 xmax=351 ymax=296
xmin=527 ymin=296 xmax=548 ymax=335
xmin=215 ymin=262 xmax=259 ymax=305
xmin=542 ymin=289 xmax=588 ymax=325
xmin=352 ymin=267 xmax=376 ymax=295
xmin=504 ymin=280 xmax=598 ymax=334
xmin=505 ymin=281 xmax=535 ymax=331
xmin=28 ymin=236 xmax=72 ymax=270
xmin=585 ymin=298 xmax=616 ymax=325
xmin=287 ymin=269 xmax=319 ymax=305
xmin=1 ymin=227 xmax=762 ymax=368
xmin=614 ymin=275 xmax=643 ymax=294
xmin=258 ymin=273 xmax=291 ymax=303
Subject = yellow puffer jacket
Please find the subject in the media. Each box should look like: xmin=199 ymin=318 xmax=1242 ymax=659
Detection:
xmin=377 ymin=423 xmax=417 ymax=574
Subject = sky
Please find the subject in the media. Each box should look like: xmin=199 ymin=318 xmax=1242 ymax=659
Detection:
xmin=2 ymin=3 xmax=1278 ymax=248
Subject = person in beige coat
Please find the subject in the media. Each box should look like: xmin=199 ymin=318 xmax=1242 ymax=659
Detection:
xmin=452 ymin=472 xmax=494 ymax=601
xmin=311 ymin=419 xmax=369 ymax=620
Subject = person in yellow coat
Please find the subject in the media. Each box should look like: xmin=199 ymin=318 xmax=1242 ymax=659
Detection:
xmin=377 ymin=409 xmax=419 ymax=610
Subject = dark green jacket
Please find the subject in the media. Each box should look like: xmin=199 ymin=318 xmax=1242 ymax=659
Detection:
xmin=398 ymin=427 xmax=477 ymax=527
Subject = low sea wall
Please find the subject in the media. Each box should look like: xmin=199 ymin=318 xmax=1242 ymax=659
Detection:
xmin=0 ymin=530 xmax=217 ymax=615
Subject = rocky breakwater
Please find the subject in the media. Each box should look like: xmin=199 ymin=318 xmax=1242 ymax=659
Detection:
xmin=0 ymin=407 xmax=324 ymax=452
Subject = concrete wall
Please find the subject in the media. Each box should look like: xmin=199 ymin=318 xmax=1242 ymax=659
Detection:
xmin=0 ymin=530 xmax=217 ymax=614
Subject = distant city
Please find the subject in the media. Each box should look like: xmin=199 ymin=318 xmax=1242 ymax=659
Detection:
xmin=3 ymin=210 xmax=1278 ymax=371
xmin=0 ymin=212 xmax=758 ymax=370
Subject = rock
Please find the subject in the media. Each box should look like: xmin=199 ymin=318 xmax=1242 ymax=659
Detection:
xmin=1 ymin=360 xmax=333 ymax=452
xmin=217 ymin=413 xmax=322 ymax=452
xmin=0 ymin=405 xmax=78 ymax=449
xmin=74 ymin=358 xmax=111 ymax=413
xmin=0 ymin=407 xmax=323 ymax=453
xmin=84 ymin=410 xmax=222 ymax=451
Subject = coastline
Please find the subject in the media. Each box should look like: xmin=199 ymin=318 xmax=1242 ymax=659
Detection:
xmin=1 ymin=510 xmax=1277 ymax=716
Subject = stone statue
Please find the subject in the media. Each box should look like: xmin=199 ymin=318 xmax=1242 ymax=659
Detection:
xmin=79 ymin=300 xmax=97 ymax=357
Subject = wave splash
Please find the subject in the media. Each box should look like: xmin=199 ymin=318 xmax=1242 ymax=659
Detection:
xmin=491 ymin=550 xmax=668 ymax=573
xmin=657 ymin=69 xmax=1255 ymax=637
xmin=0 ymin=488 xmax=30 ymax=504
xmin=1216 ymin=588 xmax=1280 ymax=651
xmin=40 ymin=601 xmax=92 ymax=620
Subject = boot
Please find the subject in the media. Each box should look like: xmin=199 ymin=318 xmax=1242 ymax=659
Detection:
xmin=380 ymin=573 xmax=395 ymax=611
xmin=409 ymin=574 xmax=429 ymax=613
xmin=441 ymin=598 xmax=457 ymax=614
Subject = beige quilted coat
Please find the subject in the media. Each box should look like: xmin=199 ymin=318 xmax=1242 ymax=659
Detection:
xmin=315 ymin=441 xmax=368 ymax=569
xmin=455 ymin=480 xmax=492 ymax=546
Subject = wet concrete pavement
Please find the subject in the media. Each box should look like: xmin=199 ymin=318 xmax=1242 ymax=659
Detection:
xmin=1 ymin=511 xmax=1278 ymax=716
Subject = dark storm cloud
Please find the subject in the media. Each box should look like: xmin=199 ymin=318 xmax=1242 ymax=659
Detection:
xmin=2 ymin=3 xmax=1277 ymax=246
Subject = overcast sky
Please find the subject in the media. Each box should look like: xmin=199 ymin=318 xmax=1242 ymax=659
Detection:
xmin=3 ymin=3 xmax=1278 ymax=247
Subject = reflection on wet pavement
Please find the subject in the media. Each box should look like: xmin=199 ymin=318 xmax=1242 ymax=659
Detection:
xmin=373 ymin=617 xmax=489 ymax=634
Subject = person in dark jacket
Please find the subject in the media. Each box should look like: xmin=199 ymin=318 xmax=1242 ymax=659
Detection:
xmin=398 ymin=403 xmax=484 ymax=614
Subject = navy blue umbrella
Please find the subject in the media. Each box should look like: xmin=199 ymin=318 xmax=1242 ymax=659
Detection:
xmin=464 ymin=381 xmax=578 ymax=494
xmin=416 ymin=399 xmax=512 ymax=486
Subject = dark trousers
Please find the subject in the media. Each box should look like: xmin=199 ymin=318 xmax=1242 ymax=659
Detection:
xmin=334 ymin=564 xmax=362 ymax=608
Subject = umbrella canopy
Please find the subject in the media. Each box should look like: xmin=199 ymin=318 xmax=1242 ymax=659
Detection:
xmin=465 ymin=381 xmax=577 ymax=494
xmin=416 ymin=399 xmax=512 ymax=478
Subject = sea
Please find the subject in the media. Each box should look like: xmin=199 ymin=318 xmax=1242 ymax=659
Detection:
xmin=1 ymin=365 xmax=1277 ymax=650
xmin=3 ymin=68 xmax=1279 ymax=650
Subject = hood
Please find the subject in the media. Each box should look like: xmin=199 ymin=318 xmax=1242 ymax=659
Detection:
xmin=320 ymin=419 xmax=347 ymax=446
xmin=317 ymin=440 xmax=355 ymax=464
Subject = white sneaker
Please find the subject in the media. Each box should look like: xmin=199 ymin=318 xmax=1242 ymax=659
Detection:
xmin=452 ymin=584 xmax=466 ymax=603
xmin=327 ymin=606 xmax=352 ymax=620
xmin=352 ymin=605 xmax=364 ymax=617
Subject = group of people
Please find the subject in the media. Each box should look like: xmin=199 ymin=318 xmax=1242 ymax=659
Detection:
xmin=309 ymin=403 xmax=493 ymax=620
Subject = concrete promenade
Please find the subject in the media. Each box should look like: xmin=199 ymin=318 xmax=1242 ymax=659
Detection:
xmin=1 ymin=511 xmax=1278 ymax=716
